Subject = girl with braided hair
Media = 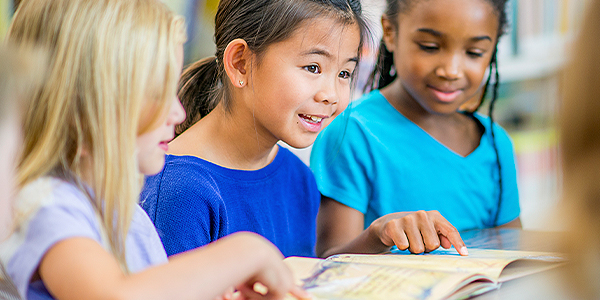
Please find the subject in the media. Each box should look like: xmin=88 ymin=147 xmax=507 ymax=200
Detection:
xmin=311 ymin=0 xmax=520 ymax=258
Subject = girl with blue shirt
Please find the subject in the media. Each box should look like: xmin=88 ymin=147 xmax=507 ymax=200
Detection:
xmin=0 ymin=1 xmax=308 ymax=299
xmin=311 ymin=0 xmax=521 ymax=258
xmin=142 ymin=0 xmax=468 ymax=260
xmin=140 ymin=0 xmax=369 ymax=259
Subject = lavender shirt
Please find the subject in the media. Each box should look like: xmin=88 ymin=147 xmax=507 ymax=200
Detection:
xmin=0 ymin=177 xmax=167 ymax=299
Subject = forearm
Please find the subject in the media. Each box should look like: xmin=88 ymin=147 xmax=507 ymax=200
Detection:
xmin=41 ymin=233 xmax=284 ymax=300
xmin=120 ymin=232 xmax=276 ymax=300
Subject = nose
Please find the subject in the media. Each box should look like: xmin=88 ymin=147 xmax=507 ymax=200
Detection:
xmin=435 ymin=53 xmax=463 ymax=81
xmin=315 ymin=79 xmax=339 ymax=105
xmin=168 ymin=96 xmax=186 ymax=126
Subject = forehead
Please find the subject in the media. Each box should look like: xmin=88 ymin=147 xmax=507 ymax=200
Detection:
xmin=273 ymin=17 xmax=361 ymax=60
xmin=398 ymin=0 xmax=499 ymax=40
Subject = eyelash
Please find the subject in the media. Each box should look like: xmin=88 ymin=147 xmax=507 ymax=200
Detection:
xmin=418 ymin=44 xmax=485 ymax=58
xmin=339 ymin=70 xmax=352 ymax=80
xmin=304 ymin=64 xmax=321 ymax=74
xmin=467 ymin=51 xmax=484 ymax=58
xmin=304 ymin=64 xmax=353 ymax=80
xmin=418 ymin=44 xmax=439 ymax=53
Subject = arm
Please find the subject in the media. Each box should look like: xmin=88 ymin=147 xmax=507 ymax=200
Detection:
xmin=39 ymin=232 xmax=309 ymax=300
xmin=316 ymin=196 xmax=468 ymax=258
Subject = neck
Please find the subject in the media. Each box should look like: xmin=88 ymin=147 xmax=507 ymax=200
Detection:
xmin=169 ymin=103 xmax=279 ymax=170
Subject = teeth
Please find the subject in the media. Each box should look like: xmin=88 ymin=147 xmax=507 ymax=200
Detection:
xmin=301 ymin=114 xmax=323 ymax=123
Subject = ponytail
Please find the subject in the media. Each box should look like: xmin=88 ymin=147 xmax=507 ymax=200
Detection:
xmin=365 ymin=40 xmax=396 ymax=92
xmin=176 ymin=56 xmax=223 ymax=136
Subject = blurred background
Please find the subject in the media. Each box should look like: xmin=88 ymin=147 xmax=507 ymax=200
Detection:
xmin=1 ymin=0 xmax=590 ymax=230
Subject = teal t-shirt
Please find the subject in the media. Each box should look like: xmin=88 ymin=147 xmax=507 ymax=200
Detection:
xmin=310 ymin=90 xmax=520 ymax=231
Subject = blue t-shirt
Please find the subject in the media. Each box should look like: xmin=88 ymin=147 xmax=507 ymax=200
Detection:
xmin=0 ymin=177 xmax=168 ymax=300
xmin=141 ymin=146 xmax=319 ymax=258
xmin=310 ymin=90 xmax=520 ymax=231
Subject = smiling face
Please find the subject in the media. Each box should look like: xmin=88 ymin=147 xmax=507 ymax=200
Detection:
xmin=243 ymin=17 xmax=361 ymax=148
xmin=383 ymin=0 xmax=499 ymax=115
xmin=136 ymin=43 xmax=186 ymax=175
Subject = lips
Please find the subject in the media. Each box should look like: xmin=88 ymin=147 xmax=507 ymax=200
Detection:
xmin=429 ymin=86 xmax=463 ymax=103
xmin=298 ymin=114 xmax=328 ymax=132
xmin=158 ymin=141 xmax=169 ymax=151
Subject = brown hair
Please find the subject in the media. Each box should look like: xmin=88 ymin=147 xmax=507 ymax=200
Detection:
xmin=175 ymin=0 xmax=369 ymax=135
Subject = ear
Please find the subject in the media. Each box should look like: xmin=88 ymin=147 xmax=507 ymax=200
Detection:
xmin=223 ymin=38 xmax=251 ymax=88
xmin=381 ymin=15 xmax=397 ymax=52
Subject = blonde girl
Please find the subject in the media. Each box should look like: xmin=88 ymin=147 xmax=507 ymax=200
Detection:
xmin=0 ymin=0 xmax=307 ymax=299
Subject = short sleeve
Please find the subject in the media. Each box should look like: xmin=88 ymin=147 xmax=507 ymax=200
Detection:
xmin=142 ymin=163 xmax=228 ymax=256
xmin=310 ymin=111 xmax=373 ymax=213
xmin=493 ymin=124 xmax=521 ymax=225
xmin=2 ymin=179 xmax=103 ymax=299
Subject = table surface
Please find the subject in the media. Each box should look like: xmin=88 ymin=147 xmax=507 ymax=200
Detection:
xmin=459 ymin=228 xmax=573 ymax=300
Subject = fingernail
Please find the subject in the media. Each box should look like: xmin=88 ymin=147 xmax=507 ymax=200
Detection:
xmin=460 ymin=246 xmax=469 ymax=256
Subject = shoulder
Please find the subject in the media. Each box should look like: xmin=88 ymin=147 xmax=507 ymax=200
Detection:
xmin=143 ymin=155 xmax=221 ymax=196
xmin=14 ymin=177 xmax=96 ymax=222
xmin=2 ymin=177 xmax=103 ymax=298
xmin=141 ymin=155 xmax=224 ymax=220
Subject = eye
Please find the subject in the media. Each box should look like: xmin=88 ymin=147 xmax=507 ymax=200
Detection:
xmin=339 ymin=70 xmax=352 ymax=80
xmin=467 ymin=50 xmax=484 ymax=58
xmin=304 ymin=64 xmax=321 ymax=74
xmin=418 ymin=43 xmax=439 ymax=53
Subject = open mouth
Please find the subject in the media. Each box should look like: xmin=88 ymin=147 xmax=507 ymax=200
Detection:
xmin=299 ymin=114 xmax=324 ymax=124
xmin=298 ymin=114 xmax=327 ymax=133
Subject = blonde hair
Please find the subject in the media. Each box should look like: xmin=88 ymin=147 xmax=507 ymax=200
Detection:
xmin=7 ymin=0 xmax=185 ymax=271
xmin=560 ymin=0 xmax=600 ymax=297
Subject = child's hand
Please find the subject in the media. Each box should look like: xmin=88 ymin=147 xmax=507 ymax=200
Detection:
xmin=214 ymin=287 xmax=235 ymax=300
xmin=369 ymin=210 xmax=468 ymax=256
xmin=231 ymin=233 xmax=311 ymax=300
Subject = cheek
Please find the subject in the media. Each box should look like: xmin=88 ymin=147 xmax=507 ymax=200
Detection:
xmin=466 ymin=61 xmax=490 ymax=87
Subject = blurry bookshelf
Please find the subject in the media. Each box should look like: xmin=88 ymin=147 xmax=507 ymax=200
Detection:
xmin=491 ymin=0 xmax=588 ymax=230
xmin=1 ymin=0 xmax=11 ymax=39
xmin=161 ymin=0 xmax=218 ymax=64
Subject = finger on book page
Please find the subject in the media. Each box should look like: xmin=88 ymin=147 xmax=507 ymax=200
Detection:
xmin=436 ymin=221 xmax=468 ymax=256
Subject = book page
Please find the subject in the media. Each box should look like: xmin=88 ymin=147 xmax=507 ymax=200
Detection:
xmin=327 ymin=248 xmax=565 ymax=282
xmin=284 ymin=257 xmax=498 ymax=300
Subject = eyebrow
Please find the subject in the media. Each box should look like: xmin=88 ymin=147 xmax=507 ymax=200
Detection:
xmin=302 ymin=48 xmax=359 ymax=64
xmin=417 ymin=28 xmax=492 ymax=42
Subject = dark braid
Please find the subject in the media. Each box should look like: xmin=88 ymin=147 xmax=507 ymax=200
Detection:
xmin=472 ymin=50 xmax=503 ymax=226
xmin=488 ymin=54 xmax=503 ymax=226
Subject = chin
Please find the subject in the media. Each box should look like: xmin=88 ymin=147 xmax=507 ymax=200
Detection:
xmin=284 ymin=137 xmax=318 ymax=149
xmin=139 ymin=158 xmax=166 ymax=176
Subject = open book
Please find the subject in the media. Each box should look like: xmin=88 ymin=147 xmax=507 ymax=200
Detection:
xmin=284 ymin=248 xmax=565 ymax=300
